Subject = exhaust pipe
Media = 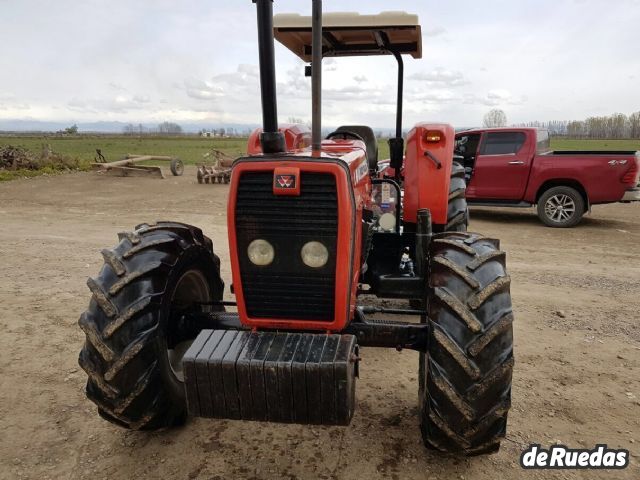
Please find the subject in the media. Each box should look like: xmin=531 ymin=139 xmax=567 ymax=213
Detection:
xmin=311 ymin=0 xmax=322 ymax=151
xmin=253 ymin=0 xmax=285 ymax=153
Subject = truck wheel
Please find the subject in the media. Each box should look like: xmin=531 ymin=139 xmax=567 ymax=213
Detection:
xmin=419 ymin=232 xmax=513 ymax=455
xmin=537 ymin=186 xmax=584 ymax=227
xmin=434 ymin=161 xmax=468 ymax=232
xmin=78 ymin=221 xmax=224 ymax=430
xmin=170 ymin=158 xmax=184 ymax=176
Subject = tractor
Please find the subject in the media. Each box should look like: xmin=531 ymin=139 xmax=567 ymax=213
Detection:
xmin=78 ymin=0 xmax=514 ymax=456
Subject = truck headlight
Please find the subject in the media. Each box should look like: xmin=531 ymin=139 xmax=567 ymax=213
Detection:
xmin=301 ymin=241 xmax=329 ymax=268
xmin=247 ymin=239 xmax=274 ymax=266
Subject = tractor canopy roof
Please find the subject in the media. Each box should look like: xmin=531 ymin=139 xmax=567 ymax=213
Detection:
xmin=273 ymin=11 xmax=422 ymax=61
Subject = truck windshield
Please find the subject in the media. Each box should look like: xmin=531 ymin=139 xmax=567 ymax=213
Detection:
xmin=536 ymin=129 xmax=550 ymax=153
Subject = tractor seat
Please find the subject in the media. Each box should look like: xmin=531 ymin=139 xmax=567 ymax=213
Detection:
xmin=333 ymin=125 xmax=378 ymax=172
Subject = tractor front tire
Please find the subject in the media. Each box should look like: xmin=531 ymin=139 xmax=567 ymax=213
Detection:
xmin=419 ymin=232 xmax=514 ymax=455
xmin=78 ymin=221 xmax=224 ymax=430
xmin=411 ymin=161 xmax=469 ymax=308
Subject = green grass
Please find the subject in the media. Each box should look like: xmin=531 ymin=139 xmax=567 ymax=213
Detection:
xmin=3 ymin=135 xmax=637 ymax=164
xmin=550 ymin=138 xmax=640 ymax=151
xmin=2 ymin=135 xmax=638 ymax=182
xmin=0 ymin=135 xmax=248 ymax=166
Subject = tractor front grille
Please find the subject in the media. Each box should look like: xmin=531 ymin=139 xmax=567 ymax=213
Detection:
xmin=235 ymin=171 xmax=338 ymax=321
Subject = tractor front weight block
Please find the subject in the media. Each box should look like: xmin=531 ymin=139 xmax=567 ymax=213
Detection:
xmin=182 ymin=330 xmax=358 ymax=425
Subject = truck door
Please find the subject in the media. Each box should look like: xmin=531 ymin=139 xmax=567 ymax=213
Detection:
xmin=469 ymin=131 xmax=531 ymax=200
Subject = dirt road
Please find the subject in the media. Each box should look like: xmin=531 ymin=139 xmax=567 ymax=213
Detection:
xmin=1 ymin=169 xmax=638 ymax=479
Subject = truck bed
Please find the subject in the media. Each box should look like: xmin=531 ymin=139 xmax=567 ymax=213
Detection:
xmin=543 ymin=150 xmax=639 ymax=155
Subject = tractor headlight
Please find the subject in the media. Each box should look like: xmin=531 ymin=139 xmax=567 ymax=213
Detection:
xmin=300 ymin=241 xmax=329 ymax=268
xmin=247 ymin=239 xmax=274 ymax=266
xmin=378 ymin=212 xmax=396 ymax=232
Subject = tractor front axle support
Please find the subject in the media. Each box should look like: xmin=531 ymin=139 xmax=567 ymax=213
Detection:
xmin=178 ymin=308 xmax=429 ymax=353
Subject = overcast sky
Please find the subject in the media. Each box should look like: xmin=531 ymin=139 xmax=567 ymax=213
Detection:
xmin=1 ymin=0 xmax=639 ymax=129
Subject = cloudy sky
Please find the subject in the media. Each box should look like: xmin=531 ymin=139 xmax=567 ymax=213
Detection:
xmin=1 ymin=0 xmax=639 ymax=129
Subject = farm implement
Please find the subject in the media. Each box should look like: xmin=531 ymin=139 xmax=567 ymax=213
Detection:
xmin=197 ymin=149 xmax=233 ymax=184
xmin=92 ymin=150 xmax=184 ymax=179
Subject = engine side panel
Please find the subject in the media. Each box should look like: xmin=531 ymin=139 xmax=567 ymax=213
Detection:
xmin=403 ymin=123 xmax=455 ymax=224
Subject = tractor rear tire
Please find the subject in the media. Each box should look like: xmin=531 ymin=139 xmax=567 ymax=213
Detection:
xmin=78 ymin=221 xmax=224 ymax=430
xmin=433 ymin=161 xmax=468 ymax=233
xmin=419 ymin=232 xmax=513 ymax=455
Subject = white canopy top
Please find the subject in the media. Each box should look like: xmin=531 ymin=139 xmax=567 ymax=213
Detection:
xmin=273 ymin=11 xmax=422 ymax=62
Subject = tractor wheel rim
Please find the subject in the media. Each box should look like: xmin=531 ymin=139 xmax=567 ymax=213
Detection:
xmin=545 ymin=194 xmax=575 ymax=222
xmin=168 ymin=269 xmax=210 ymax=382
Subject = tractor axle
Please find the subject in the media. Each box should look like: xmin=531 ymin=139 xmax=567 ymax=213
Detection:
xmin=177 ymin=307 xmax=429 ymax=353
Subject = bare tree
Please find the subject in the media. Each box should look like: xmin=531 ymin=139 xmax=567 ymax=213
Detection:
xmin=157 ymin=121 xmax=183 ymax=135
xmin=629 ymin=111 xmax=640 ymax=139
xmin=515 ymin=111 xmax=640 ymax=139
xmin=483 ymin=109 xmax=507 ymax=127
xmin=567 ymin=120 xmax=586 ymax=138
xmin=122 ymin=123 xmax=136 ymax=135
xmin=609 ymin=113 xmax=628 ymax=139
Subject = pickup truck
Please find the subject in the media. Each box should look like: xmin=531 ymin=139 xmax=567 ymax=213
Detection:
xmin=454 ymin=127 xmax=640 ymax=227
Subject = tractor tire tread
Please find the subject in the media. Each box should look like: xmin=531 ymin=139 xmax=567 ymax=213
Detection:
xmin=78 ymin=222 xmax=222 ymax=430
xmin=420 ymin=233 xmax=514 ymax=455
xmin=434 ymin=161 xmax=469 ymax=233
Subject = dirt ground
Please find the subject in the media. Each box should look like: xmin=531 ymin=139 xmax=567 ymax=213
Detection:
xmin=1 ymin=168 xmax=638 ymax=480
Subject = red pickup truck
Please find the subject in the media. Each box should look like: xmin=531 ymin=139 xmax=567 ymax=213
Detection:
xmin=454 ymin=127 xmax=640 ymax=227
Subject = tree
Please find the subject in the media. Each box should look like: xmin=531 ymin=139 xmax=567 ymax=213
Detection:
xmin=123 ymin=123 xmax=136 ymax=135
xmin=567 ymin=120 xmax=586 ymax=138
xmin=629 ymin=111 xmax=640 ymax=139
xmin=483 ymin=109 xmax=507 ymax=128
xmin=64 ymin=124 xmax=79 ymax=135
xmin=157 ymin=121 xmax=183 ymax=135
xmin=609 ymin=113 xmax=628 ymax=139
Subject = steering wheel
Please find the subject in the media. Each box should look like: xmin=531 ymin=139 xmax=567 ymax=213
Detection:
xmin=326 ymin=130 xmax=364 ymax=142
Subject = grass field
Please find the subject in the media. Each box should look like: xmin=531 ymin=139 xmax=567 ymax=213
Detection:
xmin=1 ymin=135 xmax=639 ymax=181
xmin=0 ymin=136 xmax=248 ymax=165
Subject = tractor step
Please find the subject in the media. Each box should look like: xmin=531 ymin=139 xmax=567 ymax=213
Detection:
xmin=182 ymin=330 xmax=358 ymax=425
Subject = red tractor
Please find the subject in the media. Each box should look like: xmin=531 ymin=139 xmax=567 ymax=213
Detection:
xmin=78 ymin=1 xmax=514 ymax=456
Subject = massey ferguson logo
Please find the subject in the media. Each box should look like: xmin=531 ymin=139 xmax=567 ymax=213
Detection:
xmin=275 ymin=174 xmax=296 ymax=188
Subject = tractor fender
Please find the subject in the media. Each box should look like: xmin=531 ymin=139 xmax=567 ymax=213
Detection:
xmin=247 ymin=124 xmax=312 ymax=155
xmin=403 ymin=123 xmax=455 ymax=225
